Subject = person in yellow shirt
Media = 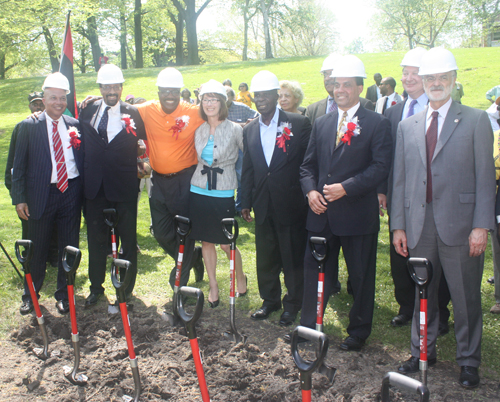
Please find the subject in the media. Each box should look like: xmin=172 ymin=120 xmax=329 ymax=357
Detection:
xmin=137 ymin=68 xmax=205 ymax=289
xmin=236 ymin=82 xmax=254 ymax=108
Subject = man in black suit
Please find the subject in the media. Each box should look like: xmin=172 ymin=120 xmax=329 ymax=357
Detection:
xmin=11 ymin=73 xmax=84 ymax=315
xmin=305 ymin=54 xmax=374 ymax=126
xmin=365 ymin=73 xmax=382 ymax=105
xmin=299 ymin=56 xmax=392 ymax=351
xmin=79 ymin=64 xmax=146 ymax=307
xmin=241 ymin=70 xmax=311 ymax=326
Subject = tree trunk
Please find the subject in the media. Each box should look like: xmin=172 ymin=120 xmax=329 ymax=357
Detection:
xmin=0 ymin=52 xmax=5 ymax=79
xmin=87 ymin=16 xmax=102 ymax=72
xmin=243 ymin=4 xmax=249 ymax=61
xmin=80 ymin=48 xmax=86 ymax=73
xmin=185 ymin=0 xmax=199 ymax=65
xmin=120 ymin=11 xmax=128 ymax=69
xmin=135 ymin=0 xmax=143 ymax=68
xmin=42 ymin=26 xmax=60 ymax=72
xmin=260 ymin=0 xmax=273 ymax=59
xmin=169 ymin=11 xmax=184 ymax=66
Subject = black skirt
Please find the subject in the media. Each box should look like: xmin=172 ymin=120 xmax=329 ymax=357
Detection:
xmin=189 ymin=192 xmax=235 ymax=244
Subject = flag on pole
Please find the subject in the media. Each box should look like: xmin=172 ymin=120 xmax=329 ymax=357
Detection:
xmin=59 ymin=11 xmax=78 ymax=118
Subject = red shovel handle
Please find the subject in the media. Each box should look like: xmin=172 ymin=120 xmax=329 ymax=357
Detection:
xmin=190 ymin=338 xmax=210 ymax=402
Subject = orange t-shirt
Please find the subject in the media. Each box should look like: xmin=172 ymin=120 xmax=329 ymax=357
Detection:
xmin=137 ymin=100 xmax=204 ymax=174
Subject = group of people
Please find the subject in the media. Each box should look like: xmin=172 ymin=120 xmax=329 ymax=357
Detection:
xmin=6 ymin=46 xmax=498 ymax=391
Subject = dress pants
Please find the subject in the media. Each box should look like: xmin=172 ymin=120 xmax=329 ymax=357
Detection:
xmin=301 ymin=225 xmax=378 ymax=340
xmin=254 ymin=211 xmax=306 ymax=313
xmin=492 ymin=225 xmax=500 ymax=304
xmin=149 ymin=167 xmax=198 ymax=290
xmin=24 ymin=177 xmax=82 ymax=302
xmin=409 ymin=203 xmax=483 ymax=367
xmin=86 ymin=185 xmax=138 ymax=295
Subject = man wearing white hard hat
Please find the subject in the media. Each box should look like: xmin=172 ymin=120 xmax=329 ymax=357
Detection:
xmin=299 ymin=55 xmax=392 ymax=350
xmin=241 ymin=70 xmax=312 ymax=326
xmin=78 ymin=64 xmax=146 ymax=307
xmin=11 ymin=72 xmax=84 ymax=316
xmin=380 ymin=47 xmax=429 ymax=329
xmin=136 ymin=67 xmax=205 ymax=291
xmin=305 ymin=54 xmax=374 ymax=125
xmin=391 ymin=47 xmax=495 ymax=388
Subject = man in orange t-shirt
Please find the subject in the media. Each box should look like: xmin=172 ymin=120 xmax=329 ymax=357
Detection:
xmin=137 ymin=68 xmax=205 ymax=289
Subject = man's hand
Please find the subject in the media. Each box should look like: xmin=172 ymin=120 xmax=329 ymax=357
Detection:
xmin=393 ymin=229 xmax=408 ymax=257
xmin=16 ymin=203 xmax=29 ymax=220
xmin=28 ymin=110 xmax=43 ymax=121
xmin=469 ymin=228 xmax=488 ymax=257
xmin=80 ymin=95 xmax=102 ymax=109
xmin=307 ymin=190 xmax=327 ymax=215
xmin=323 ymin=183 xmax=346 ymax=202
xmin=138 ymin=140 xmax=146 ymax=157
xmin=378 ymin=193 xmax=387 ymax=217
xmin=242 ymin=208 xmax=253 ymax=223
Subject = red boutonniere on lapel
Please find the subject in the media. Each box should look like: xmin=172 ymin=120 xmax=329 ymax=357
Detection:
xmin=121 ymin=114 xmax=137 ymax=136
xmin=276 ymin=122 xmax=293 ymax=152
xmin=340 ymin=116 xmax=361 ymax=146
xmin=67 ymin=126 xmax=81 ymax=150
xmin=169 ymin=115 xmax=190 ymax=140
xmin=391 ymin=100 xmax=397 ymax=106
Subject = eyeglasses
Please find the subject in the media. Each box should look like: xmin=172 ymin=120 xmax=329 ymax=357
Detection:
xmin=158 ymin=89 xmax=181 ymax=96
xmin=100 ymin=85 xmax=122 ymax=92
xmin=423 ymin=74 xmax=451 ymax=83
xmin=202 ymin=98 xmax=219 ymax=105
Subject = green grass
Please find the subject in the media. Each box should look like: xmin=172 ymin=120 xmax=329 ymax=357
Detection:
xmin=1 ymin=49 xmax=500 ymax=378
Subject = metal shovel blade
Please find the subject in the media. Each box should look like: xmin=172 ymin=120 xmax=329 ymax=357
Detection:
xmin=223 ymin=329 xmax=248 ymax=344
xmin=63 ymin=365 xmax=88 ymax=385
xmin=318 ymin=362 xmax=336 ymax=384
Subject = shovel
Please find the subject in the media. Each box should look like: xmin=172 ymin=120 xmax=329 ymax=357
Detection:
xmin=112 ymin=259 xmax=141 ymax=402
xmin=15 ymin=239 xmax=50 ymax=360
xmin=381 ymin=372 xmax=430 ymax=402
xmin=163 ymin=215 xmax=191 ymax=326
xmin=1 ymin=241 xmax=23 ymax=280
xmin=103 ymin=208 xmax=118 ymax=259
xmin=61 ymin=246 xmax=88 ymax=385
xmin=291 ymin=326 xmax=333 ymax=402
xmin=221 ymin=218 xmax=247 ymax=344
xmin=407 ymin=257 xmax=433 ymax=387
xmin=177 ymin=286 xmax=210 ymax=402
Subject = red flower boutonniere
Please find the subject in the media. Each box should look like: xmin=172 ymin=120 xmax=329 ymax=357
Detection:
xmin=67 ymin=126 xmax=81 ymax=150
xmin=391 ymin=100 xmax=397 ymax=106
xmin=121 ymin=114 xmax=137 ymax=136
xmin=340 ymin=116 xmax=361 ymax=146
xmin=276 ymin=122 xmax=293 ymax=152
xmin=169 ymin=115 xmax=190 ymax=140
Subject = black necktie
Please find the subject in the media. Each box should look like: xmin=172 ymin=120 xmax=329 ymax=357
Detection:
xmin=426 ymin=111 xmax=439 ymax=204
xmin=98 ymin=106 xmax=111 ymax=144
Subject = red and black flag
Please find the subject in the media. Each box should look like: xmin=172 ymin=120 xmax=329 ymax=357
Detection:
xmin=59 ymin=11 xmax=78 ymax=118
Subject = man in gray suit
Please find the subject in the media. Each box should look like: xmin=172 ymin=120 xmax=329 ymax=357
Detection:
xmin=391 ymin=48 xmax=495 ymax=388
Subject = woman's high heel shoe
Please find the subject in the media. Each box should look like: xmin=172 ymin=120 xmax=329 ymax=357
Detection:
xmin=236 ymin=275 xmax=248 ymax=298
xmin=208 ymin=299 xmax=219 ymax=308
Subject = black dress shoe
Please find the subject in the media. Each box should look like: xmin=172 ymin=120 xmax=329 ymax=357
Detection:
xmin=56 ymin=300 xmax=70 ymax=314
xmin=339 ymin=336 xmax=365 ymax=351
xmin=398 ymin=356 xmax=437 ymax=374
xmin=279 ymin=311 xmax=297 ymax=327
xmin=459 ymin=366 xmax=480 ymax=389
xmin=251 ymin=305 xmax=279 ymax=320
xmin=193 ymin=247 xmax=204 ymax=282
xmin=20 ymin=300 xmax=34 ymax=315
xmin=438 ymin=321 xmax=449 ymax=336
xmin=284 ymin=333 xmax=309 ymax=344
xmin=391 ymin=314 xmax=412 ymax=327
xmin=85 ymin=293 xmax=102 ymax=308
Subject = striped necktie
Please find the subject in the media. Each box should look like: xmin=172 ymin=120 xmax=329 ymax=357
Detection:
xmin=52 ymin=121 xmax=68 ymax=193
xmin=336 ymin=111 xmax=348 ymax=146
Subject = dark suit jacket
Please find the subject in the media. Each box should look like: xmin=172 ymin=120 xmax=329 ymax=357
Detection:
xmin=305 ymin=96 xmax=374 ymax=125
xmin=78 ymin=100 xmax=146 ymax=202
xmin=300 ymin=105 xmax=392 ymax=236
xmin=241 ymin=109 xmax=312 ymax=226
xmin=365 ymin=84 xmax=379 ymax=104
xmin=11 ymin=112 xmax=84 ymax=220
xmin=4 ymin=122 xmax=21 ymax=194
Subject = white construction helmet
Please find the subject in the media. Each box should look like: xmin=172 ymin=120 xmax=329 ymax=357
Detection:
xmin=42 ymin=72 xmax=70 ymax=94
xmin=400 ymin=47 xmax=427 ymax=68
xmin=250 ymin=70 xmax=280 ymax=92
xmin=156 ymin=67 xmax=184 ymax=88
xmin=97 ymin=64 xmax=125 ymax=84
xmin=320 ymin=53 xmax=340 ymax=72
xmin=330 ymin=55 xmax=367 ymax=78
xmin=199 ymin=79 xmax=227 ymax=100
xmin=418 ymin=47 xmax=458 ymax=76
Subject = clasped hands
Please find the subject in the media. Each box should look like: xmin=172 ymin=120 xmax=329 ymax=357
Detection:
xmin=307 ymin=183 xmax=346 ymax=215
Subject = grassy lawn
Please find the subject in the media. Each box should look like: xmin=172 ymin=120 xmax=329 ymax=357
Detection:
xmin=0 ymin=48 xmax=500 ymax=378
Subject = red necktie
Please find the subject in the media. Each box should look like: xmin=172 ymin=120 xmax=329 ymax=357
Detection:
xmin=52 ymin=121 xmax=68 ymax=193
xmin=426 ymin=111 xmax=438 ymax=204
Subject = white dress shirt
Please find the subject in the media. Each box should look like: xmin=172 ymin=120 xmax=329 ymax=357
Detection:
xmin=45 ymin=114 xmax=79 ymax=183
xmin=93 ymin=102 xmax=123 ymax=143
xmin=259 ymin=107 xmax=280 ymax=166
xmin=402 ymin=92 xmax=428 ymax=120
xmin=385 ymin=92 xmax=397 ymax=109
xmin=337 ymin=102 xmax=361 ymax=128
xmin=425 ymin=97 xmax=453 ymax=139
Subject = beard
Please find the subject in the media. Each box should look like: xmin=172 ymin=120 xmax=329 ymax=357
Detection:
xmin=425 ymin=81 xmax=453 ymax=103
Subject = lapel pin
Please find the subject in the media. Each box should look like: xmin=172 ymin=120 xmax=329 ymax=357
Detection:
xmin=454 ymin=119 xmax=459 ymax=123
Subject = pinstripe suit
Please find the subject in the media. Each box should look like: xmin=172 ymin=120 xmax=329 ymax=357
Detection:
xmin=11 ymin=112 xmax=84 ymax=302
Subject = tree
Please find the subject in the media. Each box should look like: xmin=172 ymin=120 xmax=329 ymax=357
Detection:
xmin=134 ymin=0 xmax=143 ymax=68
xmin=260 ymin=0 xmax=274 ymax=58
xmin=233 ymin=0 xmax=259 ymax=61
xmin=466 ymin=0 xmax=500 ymax=46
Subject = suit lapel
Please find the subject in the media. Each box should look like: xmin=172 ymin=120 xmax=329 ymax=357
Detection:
xmin=432 ymin=101 xmax=461 ymax=162
xmin=329 ymin=110 xmax=339 ymax=155
xmin=38 ymin=112 xmax=51 ymax=160
xmin=413 ymin=107 xmax=427 ymax=168
xmin=248 ymin=119 xmax=268 ymax=167
xmin=269 ymin=109 xmax=289 ymax=169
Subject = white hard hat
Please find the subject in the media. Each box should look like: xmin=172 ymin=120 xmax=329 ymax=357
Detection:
xmin=97 ymin=64 xmax=125 ymax=84
xmin=330 ymin=55 xmax=367 ymax=79
xmin=400 ymin=47 xmax=427 ymax=68
xmin=418 ymin=47 xmax=458 ymax=76
xmin=42 ymin=72 xmax=70 ymax=94
xmin=199 ymin=79 xmax=227 ymax=100
xmin=250 ymin=70 xmax=280 ymax=92
xmin=320 ymin=53 xmax=340 ymax=72
xmin=156 ymin=67 xmax=184 ymax=88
